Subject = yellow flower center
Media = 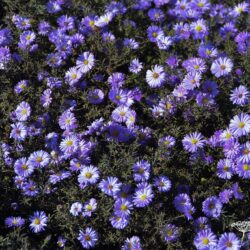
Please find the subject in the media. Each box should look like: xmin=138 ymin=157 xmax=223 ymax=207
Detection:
xmin=243 ymin=149 xmax=249 ymax=155
xmin=66 ymin=140 xmax=73 ymax=147
xmin=85 ymin=172 xmax=92 ymax=179
xmin=22 ymin=164 xmax=28 ymax=170
xmin=34 ymin=218 xmax=40 ymax=225
xmin=121 ymin=205 xmax=127 ymax=211
xmin=220 ymin=65 xmax=226 ymax=70
xmin=239 ymin=122 xmax=245 ymax=128
xmin=191 ymin=139 xmax=198 ymax=145
xmin=83 ymin=59 xmax=89 ymax=65
xmin=86 ymin=205 xmax=92 ymax=211
xmin=71 ymin=73 xmax=77 ymax=79
xmin=85 ymin=235 xmax=91 ymax=241
xmin=89 ymin=21 xmax=95 ymax=27
xmin=196 ymin=25 xmax=202 ymax=32
xmin=153 ymin=72 xmax=159 ymax=79
xmin=223 ymin=166 xmax=229 ymax=171
xmin=166 ymin=103 xmax=172 ymax=110
xmin=152 ymin=32 xmax=157 ymax=38
xmin=202 ymin=238 xmax=209 ymax=245
xmin=26 ymin=35 xmax=31 ymax=40
xmin=21 ymin=109 xmax=28 ymax=115
xmin=198 ymin=2 xmax=204 ymax=7
xmin=140 ymin=194 xmax=147 ymax=201
xmin=167 ymin=230 xmax=173 ymax=237
xmin=120 ymin=111 xmax=126 ymax=116
xmin=36 ymin=157 xmax=42 ymax=163
xmin=243 ymin=164 xmax=250 ymax=171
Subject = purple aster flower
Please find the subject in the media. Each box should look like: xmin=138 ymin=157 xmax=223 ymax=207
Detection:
xmin=95 ymin=12 xmax=114 ymax=27
xmin=108 ymin=88 xmax=129 ymax=106
xmin=166 ymin=56 xmax=179 ymax=69
xmin=132 ymin=160 xmax=151 ymax=182
xmin=194 ymin=217 xmax=211 ymax=232
xmin=28 ymin=150 xmax=50 ymax=168
xmin=57 ymin=15 xmax=75 ymax=31
xmin=102 ymin=32 xmax=115 ymax=43
xmin=65 ymin=67 xmax=83 ymax=86
xmin=219 ymin=189 xmax=233 ymax=204
xmin=108 ymin=72 xmax=125 ymax=88
xmin=232 ymin=183 xmax=244 ymax=200
xmin=76 ymin=52 xmax=95 ymax=74
xmin=5 ymin=216 xmax=25 ymax=228
xmin=38 ymin=21 xmax=51 ymax=35
xmin=133 ymin=183 xmax=154 ymax=208
xmin=194 ymin=229 xmax=217 ymax=250
xmin=238 ymin=141 xmax=250 ymax=163
xmin=49 ymin=171 xmax=71 ymax=184
xmin=15 ymin=101 xmax=31 ymax=121
xmin=173 ymin=193 xmax=192 ymax=213
xmin=0 ymin=28 xmax=12 ymax=46
xmin=112 ymin=106 xmax=130 ymax=123
xmin=202 ymin=80 xmax=219 ymax=97
xmin=14 ymin=157 xmax=34 ymax=177
xmin=183 ymin=57 xmax=206 ymax=73
xmin=59 ymin=109 xmax=77 ymax=131
xmin=174 ymin=22 xmax=191 ymax=40
xmin=114 ymin=198 xmax=133 ymax=218
xmin=57 ymin=236 xmax=67 ymax=248
xmin=211 ymin=57 xmax=233 ymax=78
xmin=148 ymin=8 xmax=165 ymax=22
xmin=147 ymin=25 xmax=164 ymax=42
xmin=229 ymin=113 xmax=250 ymax=137
xmin=121 ymin=236 xmax=141 ymax=250
xmin=190 ymin=19 xmax=208 ymax=40
xmin=233 ymin=2 xmax=249 ymax=16
xmin=158 ymin=135 xmax=176 ymax=148
xmin=41 ymin=89 xmax=52 ymax=108
xmin=22 ymin=180 xmax=39 ymax=196
xmin=161 ymin=224 xmax=179 ymax=242
xmin=123 ymin=38 xmax=139 ymax=49
xmin=14 ymin=80 xmax=29 ymax=94
xmin=19 ymin=31 xmax=36 ymax=49
xmin=78 ymin=165 xmax=100 ymax=186
xmin=146 ymin=65 xmax=166 ymax=88
xmin=10 ymin=122 xmax=28 ymax=141
xmin=216 ymin=158 xmax=234 ymax=179
xmin=202 ymin=196 xmax=222 ymax=218
xmin=182 ymin=132 xmax=206 ymax=153
xmin=110 ymin=214 xmax=129 ymax=229
xmin=230 ymin=85 xmax=249 ymax=106
xmin=198 ymin=43 xmax=218 ymax=59
xmin=29 ymin=211 xmax=47 ymax=233
xmin=182 ymin=72 xmax=202 ymax=90
xmin=82 ymin=198 xmax=97 ymax=217
xmin=156 ymin=36 xmax=172 ymax=50
xmin=218 ymin=232 xmax=241 ymax=250
xmin=77 ymin=227 xmax=98 ymax=249
xmin=235 ymin=162 xmax=250 ymax=179
xmin=129 ymin=58 xmax=143 ymax=74
xmin=87 ymin=89 xmax=104 ymax=104
xmin=70 ymin=202 xmax=83 ymax=216
xmin=223 ymin=139 xmax=240 ymax=159
xmin=234 ymin=32 xmax=250 ymax=54
xmin=154 ymin=176 xmax=171 ymax=192
xmin=59 ymin=135 xmax=79 ymax=155
xmin=99 ymin=176 xmax=122 ymax=197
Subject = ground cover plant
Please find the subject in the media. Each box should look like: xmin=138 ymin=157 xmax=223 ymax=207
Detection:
xmin=0 ymin=0 xmax=250 ymax=249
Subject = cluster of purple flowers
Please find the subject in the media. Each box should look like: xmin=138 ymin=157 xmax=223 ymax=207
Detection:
xmin=1 ymin=0 xmax=249 ymax=249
